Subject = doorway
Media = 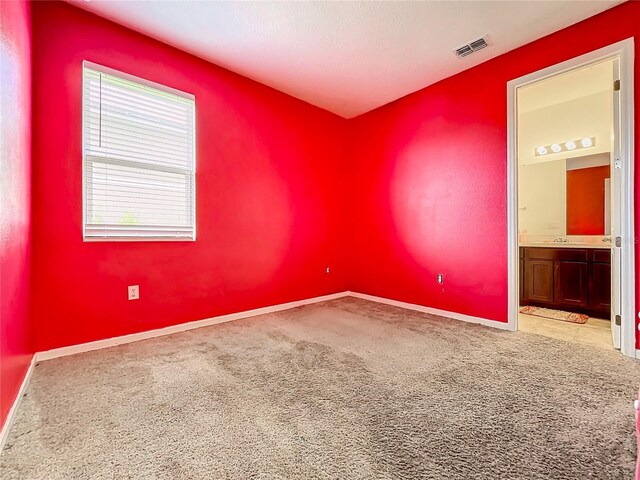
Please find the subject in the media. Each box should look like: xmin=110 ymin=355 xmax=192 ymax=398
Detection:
xmin=506 ymin=39 xmax=635 ymax=358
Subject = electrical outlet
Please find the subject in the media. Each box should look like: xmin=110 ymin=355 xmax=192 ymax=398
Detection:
xmin=128 ymin=285 xmax=139 ymax=300
xmin=437 ymin=274 xmax=444 ymax=285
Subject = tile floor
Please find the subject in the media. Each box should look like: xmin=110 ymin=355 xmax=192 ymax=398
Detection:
xmin=518 ymin=312 xmax=612 ymax=349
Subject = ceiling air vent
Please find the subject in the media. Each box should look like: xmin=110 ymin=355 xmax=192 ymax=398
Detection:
xmin=454 ymin=35 xmax=490 ymax=58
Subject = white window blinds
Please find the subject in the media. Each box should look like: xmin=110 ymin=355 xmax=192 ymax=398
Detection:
xmin=82 ymin=62 xmax=196 ymax=240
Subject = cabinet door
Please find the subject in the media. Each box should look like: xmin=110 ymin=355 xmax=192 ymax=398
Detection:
xmin=519 ymin=257 xmax=524 ymax=301
xmin=589 ymin=262 xmax=611 ymax=312
xmin=525 ymin=259 xmax=554 ymax=303
xmin=554 ymin=261 xmax=589 ymax=307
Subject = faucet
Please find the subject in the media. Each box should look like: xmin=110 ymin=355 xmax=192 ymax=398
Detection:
xmin=602 ymin=236 xmax=612 ymax=243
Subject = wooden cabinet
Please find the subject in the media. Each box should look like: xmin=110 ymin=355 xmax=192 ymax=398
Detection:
xmin=589 ymin=262 xmax=611 ymax=312
xmin=525 ymin=260 xmax=554 ymax=303
xmin=520 ymin=247 xmax=610 ymax=318
xmin=519 ymin=254 xmax=524 ymax=300
xmin=554 ymin=261 xmax=589 ymax=307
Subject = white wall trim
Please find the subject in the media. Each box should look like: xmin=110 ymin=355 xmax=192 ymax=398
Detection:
xmin=506 ymin=38 xmax=636 ymax=357
xmin=636 ymin=349 xmax=640 ymax=360
xmin=0 ymin=355 xmax=36 ymax=453
xmin=618 ymin=39 xmax=636 ymax=358
xmin=348 ymin=291 xmax=512 ymax=330
xmin=35 ymin=290 xmax=516 ymax=362
xmin=35 ymin=291 xmax=350 ymax=362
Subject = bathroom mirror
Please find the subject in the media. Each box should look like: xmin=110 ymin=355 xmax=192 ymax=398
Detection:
xmin=518 ymin=153 xmax=611 ymax=237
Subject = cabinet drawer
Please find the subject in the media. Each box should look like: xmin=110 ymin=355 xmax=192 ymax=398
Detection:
xmin=525 ymin=248 xmax=555 ymax=260
xmin=555 ymin=249 xmax=588 ymax=262
xmin=592 ymin=249 xmax=611 ymax=264
xmin=525 ymin=248 xmax=588 ymax=262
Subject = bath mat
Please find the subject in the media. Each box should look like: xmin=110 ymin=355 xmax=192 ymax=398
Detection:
xmin=519 ymin=305 xmax=588 ymax=324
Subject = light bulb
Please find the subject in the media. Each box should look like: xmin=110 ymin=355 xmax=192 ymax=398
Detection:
xmin=551 ymin=143 xmax=562 ymax=153
xmin=536 ymin=146 xmax=548 ymax=155
xmin=581 ymin=137 xmax=593 ymax=148
xmin=565 ymin=140 xmax=576 ymax=150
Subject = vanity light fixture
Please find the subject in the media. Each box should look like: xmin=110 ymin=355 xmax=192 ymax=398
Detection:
xmin=534 ymin=137 xmax=596 ymax=156
xmin=536 ymin=146 xmax=548 ymax=155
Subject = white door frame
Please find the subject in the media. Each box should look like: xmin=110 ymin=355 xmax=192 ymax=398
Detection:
xmin=506 ymin=38 xmax=636 ymax=358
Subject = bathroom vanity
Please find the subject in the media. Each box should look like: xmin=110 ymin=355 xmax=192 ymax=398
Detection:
xmin=519 ymin=244 xmax=611 ymax=319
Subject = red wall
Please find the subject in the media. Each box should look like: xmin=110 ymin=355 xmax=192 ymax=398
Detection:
xmin=348 ymin=1 xmax=640 ymax=341
xmin=30 ymin=1 xmax=348 ymax=352
xmin=23 ymin=0 xmax=640 ymax=356
xmin=567 ymin=165 xmax=610 ymax=235
xmin=0 ymin=0 xmax=33 ymax=429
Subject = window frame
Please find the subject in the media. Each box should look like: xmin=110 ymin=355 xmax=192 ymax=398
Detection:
xmin=81 ymin=61 xmax=197 ymax=242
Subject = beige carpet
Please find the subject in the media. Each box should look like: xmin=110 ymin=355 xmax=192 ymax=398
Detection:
xmin=1 ymin=297 xmax=638 ymax=479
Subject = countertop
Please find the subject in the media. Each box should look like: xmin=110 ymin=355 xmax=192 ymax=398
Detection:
xmin=519 ymin=242 xmax=612 ymax=250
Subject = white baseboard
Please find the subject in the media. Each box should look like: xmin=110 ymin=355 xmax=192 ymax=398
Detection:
xmin=36 ymin=290 xmax=510 ymax=363
xmin=347 ymin=291 xmax=512 ymax=331
xmin=636 ymin=349 xmax=640 ymax=360
xmin=0 ymin=355 xmax=36 ymax=453
xmin=35 ymin=291 xmax=350 ymax=362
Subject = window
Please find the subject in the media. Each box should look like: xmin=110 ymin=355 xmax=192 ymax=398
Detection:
xmin=82 ymin=62 xmax=196 ymax=240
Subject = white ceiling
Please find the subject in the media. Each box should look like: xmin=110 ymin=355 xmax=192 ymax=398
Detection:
xmin=517 ymin=59 xmax=613 ymax=167
xmin=518 ymin=59 xmax=614 ymax=113
xmin=69 ymin=0 xmax=622 ymax=118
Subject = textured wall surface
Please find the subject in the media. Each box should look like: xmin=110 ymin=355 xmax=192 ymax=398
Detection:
xmin=347 ymin=1 xmax=640 ymax=344
xmin=5 ymin=1 xmax=640 ymax=421
xmin=30 ymin=1 xmax=349 ymax=352
xmin=0 ymin=0 xmax=32 ymax=429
